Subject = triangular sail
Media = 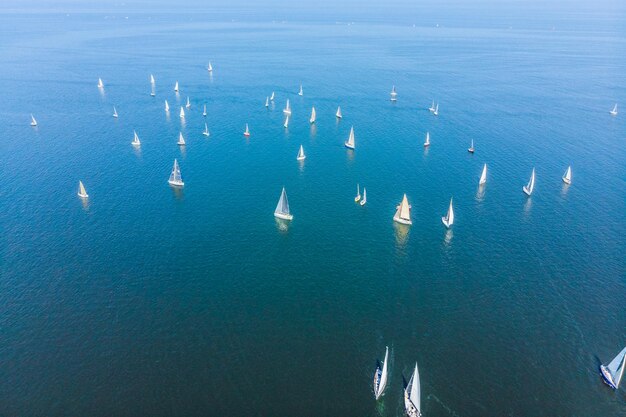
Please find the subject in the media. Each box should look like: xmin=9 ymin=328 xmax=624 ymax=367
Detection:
xmin=97 ymin=78 xmax=103 ymax=88
xmin=165 ymin=100 xmax=170 ymax=112
xmin=297 ymin=145 xmax=304 ymax=159
xmin=607 ymin=347 xmax=626 ymax=388
xmin=174 ymin=81 xmax=179 ymax=92
xmin=479 ymin=164 xmax=487 ymax=185
xmin=424 ymin=132 xmax=430 ymax=145
xmin=346 ymin=127 xmax=355 ymax=148
xmin=178 ymin=132 xmax=185 ymax=145
xmin=270 ymin=92 xmax=275 ymax=101
xmin=169 ymin=159 xmax=183 ymax=185
xmin=186 ymin=96 xmax=191 ymax=108
xmin=378 ymin=347 xmax=388 ymax=397
xmin=400 ymin=194 xmax=410 ymax=220
xmin=150 ymin=74 xmax=155 ymax=84
xmin=336 ymin=106 xmax=342 ymax=118
xmin=208 ymin=62 xmax=213 ymax=71
xmin=78 ymin=181 xmax=88 ymax=197
xmin=275 ymin=187 xmax=290 ymax=216
xmin=203 ymin=123 xmax=209 ymax=136
xmin=310 ymin=107 xmax=316 ymax=123
xmin=30 ymin=114 xmax=37 ymax=126
xmin=132 ymin=130 xmax=140 ymax=145
xmin=527 ymin=168 xmax=535 ymax=193
xmin=445 ymin=198 xmax=454 ymax=226
xmin=113 ymin=106 xmax=118 ymax=117
xmin=410 ymin=363 xmax=420 ymax=410
xmin=563 ymin=166 xmax=571 ymax=182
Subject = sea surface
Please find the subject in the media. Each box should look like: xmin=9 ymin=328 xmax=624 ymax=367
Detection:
xmin=0 ymin=2 xmax=625 ymax=416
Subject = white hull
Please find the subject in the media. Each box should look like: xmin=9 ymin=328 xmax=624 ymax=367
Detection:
xmin=78 ymin=192 xmax=88 ymax=198
xmin=345 ymin=142 xmax=354 ymax=149
xmin=523 ymin=186 xmax=532 ymax=196
xmin=203 ymin=132 xmax=209 ymax=137
xmin=562 ymin=177 xmax=571 ymax=185
xmin=274 ymin=212 xmax=293 ymax=221
xmin=297 ymin=156 xmax=306 ymax=161
xmin=442 ymin=217 xmax=451 ymax=228
xmin=168 ymin=179 xmax=184 ymax=187
xmin=393 ymin=214 xmax=412 ymax=225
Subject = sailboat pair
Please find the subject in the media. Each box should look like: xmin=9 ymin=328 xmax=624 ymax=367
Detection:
xmin=274 ymin=187 xmax=293 ymax=220
xmin=354 ymin=184 xmax=367 ymax=206
xmin=429 ymin=100 xmax=438 ymax=115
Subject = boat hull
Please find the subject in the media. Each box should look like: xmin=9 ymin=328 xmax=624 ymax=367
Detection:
xmin=562 ymin=177 xmax=571 ymax=185
xmin=274 ymin=212 xmax=293 ymax=221
xmin=442 ymin=217 xmax=451 ymax=228
xmin=393 ymin=215 xmax=412 ymax=225
xmin=77 ymin=193 xmax=88 ymax=199
xmin=297 ymin=156 xmax=306 ymax=161
xmin=203 ymin=132 xmax=209 ymax=137
xmin=468 ymin=148 xmax=474 ymax=153
xmin=168 ymin=180 xmax=184 ymax=187
xmin=523 ymin=186 xmax=532 ymax=196
xmin=404 ymin=393 xmax=420 ymax=417
xmin=600 ymin=365 xmax=618 ymax=389
xmin=345 ymin=142 xmax=355 ymax=150
xmin=360 ymin=200 xmax=367 ymax=206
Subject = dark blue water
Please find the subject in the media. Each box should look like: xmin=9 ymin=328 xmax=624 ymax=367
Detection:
xmin=0 ymin=3 xmax=625 ymax=416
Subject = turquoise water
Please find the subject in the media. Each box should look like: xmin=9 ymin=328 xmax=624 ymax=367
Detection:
xmin=0 ymin=4 xmax=625 ymax=416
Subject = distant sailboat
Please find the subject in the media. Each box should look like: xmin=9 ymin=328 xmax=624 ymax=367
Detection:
xmin=284 ymin=116 xmax=290 ymax=128
xmin=203 ymin=104 xmax=207 ymax=117
xmin=30 ymin=114 xmax=37 ymax=126
xmin=360 ymin=188 xmax=367 ymax=206
xmin=270 ymin=91 xmax=275 ymax=101
xmin=373 ymin=346 xmax=389 ymax=400
xmin=424 ymin=132 xmax=430 ymax=147
xmin=610 ymin=103 xmax=618 ymax=116
xmin=562 ymin=166 xmax=572 ymax=185
xmin=298 ymin=85 xmax=303 ymax=96
xmin=428 ymin=100 xmax=436 ymax=112
xmin=433 ymin=103 xmax=439 ymax=116
xmin=523 ymin=168 xmax=536 ymax=196
xmin=283 ymin=99 xmax=291 ymax=115
xmin=168 ymin=159 xmax=184 ymax=187
xmin=310 ymin=107 xmax=316 ymax=124
xmin=77 ymin=181 xmax=89 ymax=198
xmin=165 ymin=100 xmax=170 ymax=112
xmin=244 ymin=123 xmax=250 ymax=137
xmin=112 ymin=106 xmax=118 ymax=118
xmin=203 ymin=123 xmax=210 ymax=137
xmin=150 ymin=74 xmax=155 ymax=96
xmin=336 ymin=106 xmax=342 ymax=118
xmin=132 ymin=130 xmax=141 ymax=147
xmin=390 ymin=85 xmax=397 ymax=101
xmin=354 ymin=184 xmax=361 ymax=202
xmin=441 ymin=197 xmax=454 ymax=228
xmin=404 ymin=363 xmax=421 ymax=417
xmin=345 ymin=126 xmax=355 ymax=149
xmin=297 ymin=145 xmax=306 ymax=161
xmin=274 ymin=187 xmax=293 ymax=220
xmin=97 ymin=78 xmax=104 ymax=88
xmin=177 ymin=132 xmax=186 ymax=146
xmin=479 ymin=164 xmax=487 ymax=185
xmin=265 ymin=96 xmax=269 ymax=107
xmin=468 ymin=139 xmax=475 ymax=153
xmin=393 ymin=194 xmax=412 ymax=225
xmin=150 ymin=74 xmax=155 ymax=84
xmin=174 ymin=81 xmax=179 ymax=92
xmin=600 ymin=346 xmax=626 ymax=390
xmin=179 ymin=106 xmax=185 ymax=118
xmin=207 ymin=62 xmax=213 ymax=72
xmin=185 ymin=96 xmax=191 ymax=108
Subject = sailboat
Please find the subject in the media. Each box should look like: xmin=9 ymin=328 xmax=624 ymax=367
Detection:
xmin=433 ymin=103 xmax=439 ymax=116
xmin=265 ymin=97 xmax=269 ymax=107
xmin=428 ymin=100 xmax=436 ymax=112
xmin=165 ymin=100 xmax=170 ymax=112
xmin=150 ymin=74 xmax=155 ymax=84
xmin=185 ymin=97 xmax=191 ymax=109
xmin=336 ymin=106 xmax=342 ymax=118
xmin=150 ymin=74 xmax=155 ymax=96
xmin=244 ymin=123 xmax=250 ymax=137
xmin=441 ymin=197 xmax=454 ymax=228
xmin=390 ymin=85 xmax=397 ymax=101
xmin=523 ymin=168 xmax=536 ymax=196
xmin=354 ymin=184 xmax=361 ymax=202
xmin=283 ymin=99 xmax=291 ymax=115
xmin=174 ymin=81 xmax=179 ymax=92
xmin=77 ymin=181 xmax=89 ymax=198
xmin=177 ymin=132 xmax=186 ymax=146
xmin=360 ymin=188 xmax=367 ymax=206
xmin=203 ymin=104 xmax=207 ymax=117
xmin=468 ymin=139 xmax=475 ymax=153
xmin=423 ymin=132 xmax=430 ymax=147
xmin=284 ymin=116 xmax=290 ymax=128
xmin=345 ymin=126 xmax=355 ymax=149
xmin=112 ymin=106 xmax=118 ymax=118
xmin=97 ymin=78 xmax=104 ymax=88
xmin=179 ymin=106 xmax=185 ymax=118
xmin=404 ymin=363 xmax=421 ymax=417
xmin=479 ymin=164 xmax=487 ymax=185
xmin=274 ymin=187 xmax=293 ymax=220
xmin=30 ymin=114 xmax=37 ymax=126
xmin=310 ymin=107 xmax=316 ymax=124
xmin=207 ymin=62 xmax=213 ymax=72
xmin=168 ymin=159 xmax=184 ymax=187
xmin=298 ymin=85 xmax=303 ymax=96
xmin=562 ymin=166 xmax=572 ymax=185
xmin=393 ymin=194 xmax=412 ymax=225
xmin=132 ymin=130 xmax=141 ymax=147
xmin=373 ymin=346 xmax=389 ymax=400
xmin=610 ymin=103 xmax=618 ymax=116
xmin=600 ymin=346 xmax=626 ymax=389
xmin=296 ymin=145 xmax=306 ymax=161
xmin=203 ymin=123 xmax=210 ymax=137
xmin=270 ymin=91 xmax=275 ymax=101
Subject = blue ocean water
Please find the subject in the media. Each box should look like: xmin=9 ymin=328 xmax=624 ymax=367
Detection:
xmin=0 ymin=2 xmax=625 ymax=416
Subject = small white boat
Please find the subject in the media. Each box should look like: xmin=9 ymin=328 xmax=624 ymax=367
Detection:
xmin=345 ymin=126 xmax=355 ymax=149
xmin=97 ymin=78 xmax=104 ymax=88
xmin=600 ymin=346 xmax=626 ymax=390
xmin=179 ymin=107 xmax=185 ymax=118
xmin=390 ymin=85 xmax=397 ymax=101
xmin=168 ymin=159 xmax=184 ymax=187
xmin=296 ymin=144 xmax=306 ymax=161
xmin=283 ymin=99 xmax=291 ymax=115
xmin=150 ymin=74 xmax=155 ymax=96
xmin=433 ymin=103 xmax=439 ymax=116
xmin=373 ymin=346 xmax=389 ymax=400
xmin=270 ymin=91 xmax=275 ymax=101
xmin=360 ymin=188 xmax=367 ymax=206
xmin=132 ymin=130 xmax=141 ymax=147
xmin=441 ymin=197 xmax=454 ymax=228
xmin=393 ymin=194 xmax=412 ymax=225
xmin=30 ymin=114 xmax=37 ymax=126
xmin=112 ymin=106 xmax=118 ymax=118
xmin=185 ymin=96 xmax=191 ymax=109
xmin=77 ymin=180 xmax=89 ymax=198
xmin=310 ymin=107 xmax=316 ymax=124
xmin=428 ymin=100 xmax=435 ymax=112
xmin=177 ymin=132 xmax=186 ymax=146
xmin=203 ymin=123 xmax=210 ymax=137
xmin=424 ymin=132 xmax=430 ymax=147
xmin=610 ymin=103 xmax=618 ymax=116
xmin=562 ymin=166 xmax=572 ymax=185
xmin=265 ymin=96 xmax=269 ymax=107
xmin=207 ymin=62 xmax=213 ymax=72
xmin=284 ymin=116 xmax=290 ymax=128
xmin=244 ymin=123 xmax=250 ymax=137
xmin=174 ymin=81 xmax=179 ymax=92
xmin=203 ymin=104 xmax=207 ymax=117
xmin=468 ymin=139 xmax=475 ymax=153
xmin=150 ymin=74 xmax=155 ymax=84
xmin=479 ymin=164 xmax=487 ymax=185
xmin=150 ymin=90 xmax=155 ymax=97
xmin=274 ymin=187 xmax=293 ymax=220
xmin=336 ymin=106 xmax=342 ymax=118
xmin=165 ymin=100 xmax=170 ymax=112
xmin=354 ymin=184 xmax=361 ymax=202
xmin=404 ymin=362 xmax=421 ymax=417
xmin=298 ymin=85 xmax=303 ymax=96
xmin=523 ymin=168 xmax=536 ymax=196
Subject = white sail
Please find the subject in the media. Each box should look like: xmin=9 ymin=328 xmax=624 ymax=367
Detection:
xmin=270 ymin=91 xmax=275 ymax=101
xmin=77 ymin=181 xmax=88 ymax=198
xmin=30 ymin=114 xmax=37 ymax=126
xmin=424 ymin=132 xmax=430 ymax=147
xmin=404 ymin=362 xmax=421 ymax=417
xmin=390 ymin=85 xmax=397 ymax=101
xmin=394 ymin=194 xmax=412 ymax=225
xmin=310 ymin=107 xmax=316 ymax=124
xmin=165 ymin=100 xmax=170 ymax=112
xmin=429 ymin=100 xmax=435 ymax=112
xmin=207 ymin=61 xmax=213 ymax=72
xmin=298 ymin=85 xmax=303 ymax=96
xmin=345 ymin=126 xmax=355 ymax=149
xmin=274 ymin=187 xmax=293 ymax=220
xmin=433 ymin=103 xmax=439 ymax=116
xmin=168 ymin=159 xmax=184 ymax=187
xmin=186 ymin=96 xmax=191 ymax=108
xmin=360 ymin=188 xmax=367 ymax=206
xmin=203 ymin=123 xmax=210 ymax=137
xmin=468 ymin=139 xmax=474 ymax=153
xmin=336 ymin=106 xmax=342 ymax=118
xmin=132 ymin=130 xmax=141 ymax=146
xmin=177 ymin=132 xmax=186 ymax=146
xmin=479 ymin=164 xmax=487 ymax=185
xmin=523 ymin=168 xmax=535 ymax=196
xmin=354 ymin=184 xmax=361 ymax=202
xmin=610 ymin=103 xmax=618 ymax=116
xmin=442 ymin=197 xmax=454 ymax=228
xmin=602 ymin=347 xmax=626 ymax=389
xmin=297 ymin=145 xmax=305 ymax=160
xmin=97 ymin=78 xmax=104 ymax=88
xmin=562 ymin=166 xmax=572 ymax=184
xmin=244 ymin=123 xmax=250 ymax=136
xmin=174 ymin=81 xmax=179 ymax=92
xmin=374 ymin=346 xmax=389 ymax=400
xmin=265 ymin=96 xmax=269 ymax=107
xmin=150 ymin=74 xmax=155 ymax=84
xmin=112 ymin=106 xmax=118 ymax=118
xmin=283 ymin=99 xmax=291 ymax=115
xmin=284 ymin=116 xmax=289 ymax=128
xmin=203 ymin=104 xmax=207 ymax=116
xmin=179 ymin=106 xmax=185 ymax=118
